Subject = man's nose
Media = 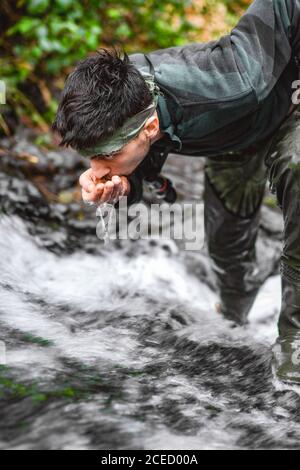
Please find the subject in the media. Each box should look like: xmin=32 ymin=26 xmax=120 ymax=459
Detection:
xmin=90 ymin=159 xmax=111 ymax=180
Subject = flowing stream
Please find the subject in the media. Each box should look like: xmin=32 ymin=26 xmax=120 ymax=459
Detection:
xmin=0 ymin=131 xmax=300 ymax=450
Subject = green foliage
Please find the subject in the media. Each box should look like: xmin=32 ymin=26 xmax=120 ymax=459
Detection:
xmin=2 ymin=0 xmax=194 ymax=80
xmin=0 ymin=0 xmax=250 ymax=130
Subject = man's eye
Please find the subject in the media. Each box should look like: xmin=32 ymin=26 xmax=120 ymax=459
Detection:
xmin=93 ymin=154 xmax=117 ymax=161
xmin=101 ymin=153 xmax=119 ymax=161
xmin=104 ymin=155 xmax=117 ymax=161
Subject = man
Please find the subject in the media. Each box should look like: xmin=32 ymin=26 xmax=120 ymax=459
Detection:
xmin=52 ymin=0 xmax=300 ymax=384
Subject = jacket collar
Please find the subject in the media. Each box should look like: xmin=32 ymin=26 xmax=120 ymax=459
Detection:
xmin=129 ymin=52 xmax=182 ymax=152
xmin=157 ymin=94 xmax=182 ymax=152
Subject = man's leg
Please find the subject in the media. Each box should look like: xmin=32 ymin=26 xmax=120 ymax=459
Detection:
xmin=204 ymin=142 xmax=274 ymax=325
xmin=265 ymin=107 xmax=300 ymax=384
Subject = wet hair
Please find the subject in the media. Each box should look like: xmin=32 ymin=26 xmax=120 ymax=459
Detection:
xmin=52 ymin=47 xmax=153 ymax=151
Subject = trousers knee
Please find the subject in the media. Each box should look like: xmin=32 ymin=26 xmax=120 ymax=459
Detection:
xmin=267 ymin=153 xmax=300 ymax=211
xmin=205 ymin=163 xmax=267 ymax=219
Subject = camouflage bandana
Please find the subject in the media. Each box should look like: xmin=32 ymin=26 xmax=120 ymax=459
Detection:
xmin=79 ymin=73 xmax=161 ymax=158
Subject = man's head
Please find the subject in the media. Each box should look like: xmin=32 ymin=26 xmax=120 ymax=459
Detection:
xmin=52 ymin=48 xmax=163 ymax=178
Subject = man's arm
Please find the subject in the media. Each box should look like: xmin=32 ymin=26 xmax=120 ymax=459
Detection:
xmin=231 ymin=0 xmax=299 ymax=104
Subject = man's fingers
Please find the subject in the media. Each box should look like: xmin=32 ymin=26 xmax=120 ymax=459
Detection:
xmin=82 ymin=188 xmax=97 ymax=204
xmin=110 ymin=176 xmax=130 ymax=202
xmin=82 ymin=185 xmax=105 ymax=204
xmin=120 ymin=176 xmax=130 ymax=196
xmin=79 ymin=169 xmax=95 ymax=193
xmin=111 ymin=176 xmax=122 ymax=202
xmin=111 ymin=175 xmax=121 ymax=185
xmin=99 ymin=181 xmax=114 ymax=204
xmin=81 ymin=174 xmax=130 ymax=205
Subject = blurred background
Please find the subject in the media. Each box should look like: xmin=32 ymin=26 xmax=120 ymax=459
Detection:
xmin=0 ymin=0 xmax=251 ymax=139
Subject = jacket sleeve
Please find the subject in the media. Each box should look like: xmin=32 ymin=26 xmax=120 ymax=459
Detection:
xmin=126 ymin=148 xmax=170 ymax=206
xmin=231 ymin=0 xmax=300 ymax=104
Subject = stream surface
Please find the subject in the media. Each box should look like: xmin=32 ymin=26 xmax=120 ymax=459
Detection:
xmin=0 ymin=130 xmax=300 ymax=450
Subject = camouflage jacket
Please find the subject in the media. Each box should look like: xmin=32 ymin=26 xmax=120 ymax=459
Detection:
xmin=127 ymin=0 xmax=300 ymax=204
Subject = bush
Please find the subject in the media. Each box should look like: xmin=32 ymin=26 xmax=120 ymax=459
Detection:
xmin=0 ymin=0 xmax=251 ymax=134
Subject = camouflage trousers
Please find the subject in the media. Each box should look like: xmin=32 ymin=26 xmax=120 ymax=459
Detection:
xmin=204 ymin=106 xmax=300 ymax=335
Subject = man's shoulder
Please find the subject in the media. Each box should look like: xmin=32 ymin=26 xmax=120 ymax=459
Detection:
xmin=129 ymin=38 xmax=249 ymax=106
xmin=128 ymin=52 xmax=156 ymax=78
xmin=129 ymin=42 xmax=212 ymax=72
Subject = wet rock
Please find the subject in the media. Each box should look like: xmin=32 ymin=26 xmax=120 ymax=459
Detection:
xmin=0 ymin=131 xmax=103 ymax=254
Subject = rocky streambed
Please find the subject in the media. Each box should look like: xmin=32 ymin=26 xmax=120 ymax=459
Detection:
xmin=1 ymin=129 xmax=299 ymax=450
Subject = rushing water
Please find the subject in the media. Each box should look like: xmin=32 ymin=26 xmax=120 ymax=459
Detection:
xmin=0 ymin=133 xmax=300 ymax=450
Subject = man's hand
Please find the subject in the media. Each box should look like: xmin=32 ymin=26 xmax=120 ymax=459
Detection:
xmin=79 ymin=169 xmax=131 ymax=205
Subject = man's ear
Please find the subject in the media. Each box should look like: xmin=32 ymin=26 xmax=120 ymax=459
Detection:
xmin=143 ymin=113 xmax=160 ymax=140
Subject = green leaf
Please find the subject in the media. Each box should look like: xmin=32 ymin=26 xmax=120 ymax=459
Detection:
xmin=55 ymin=0 xmax=74 ymax=9
xmin=107 ymin=8 xmax=122 ymax=20
xmin=28 ymin=0 xmax=49 ymax=14
xmin=115 ymin=23 xmax=132 ymax=39
xmin=86 ymin=25 xmax=102 ymax=48
xmin=7 ymin=17 xmax=39 ymax=35
xmin=36 ymin=25 xmax=48 ymax=39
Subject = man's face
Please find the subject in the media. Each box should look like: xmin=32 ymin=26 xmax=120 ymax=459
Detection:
xmin=78 ymin=114 xmax=163 ymax=204
xmin=89 ymin=113 xmax=162 ymax=181
xmin=90 ymin=130 xmax=151 ymax=181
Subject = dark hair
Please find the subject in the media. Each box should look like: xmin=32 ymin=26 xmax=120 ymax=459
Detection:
xmin=52 ymin=48 xmax=153 ymax=151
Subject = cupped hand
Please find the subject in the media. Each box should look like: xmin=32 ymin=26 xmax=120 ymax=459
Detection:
xmin=79 ymin=169 xmax=130 ymax=205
